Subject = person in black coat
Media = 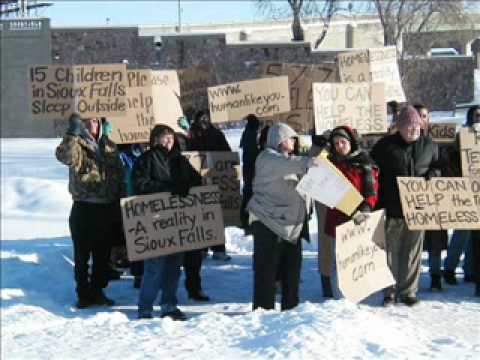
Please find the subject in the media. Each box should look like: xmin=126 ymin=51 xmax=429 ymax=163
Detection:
xmin=188 ymin=109 xmax=232 ymax=261
xmin=133 ymin=124 xmax=202 ymax=320
xmin=371 ymin=105 xmax=441 ymax=306
xmin=239 ymin=114 xmax=260 ymax=230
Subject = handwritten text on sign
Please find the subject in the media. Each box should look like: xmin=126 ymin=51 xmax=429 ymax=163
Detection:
xmin=313 ymin=82 xmax=387 ymax=134
xmin=336 ymin=210 xmax=395 ymax=303
xmin=338 ymin=47 xmax=406 ymax=103
xmin=260 ymin=62 xmax=337 ymax=133
xmin=29 ymin=64 xmax=127 ymax=120
xmin=460 ymin=128 xmax=480 ymax=177
xmin=183 ymin=152 xmax=241 ymax=226
xmin=208 ymin=76 xmax=290 ymax=123
xmin=429 ymin=123 xmax=457 ymax=143
xmin=121 ymin=185 xmax=225 ymax=261
xmin=397 ymin=177 xmax=480 ymax=230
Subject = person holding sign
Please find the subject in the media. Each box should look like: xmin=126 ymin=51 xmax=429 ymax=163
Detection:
xmin=371 ymin=106 xmax=441 ymax=306
xmin=133 ymin=124 xmax=202 ymax=320
xmin=56 ymin=113 xmax=125 ymax=309
xmin=322 ymin=126 xmax=379 ymax=298
xmin=188 ymin=109 xmax=232 ymax=261
xmin=247 ymin=123 xmax=320 ymax=311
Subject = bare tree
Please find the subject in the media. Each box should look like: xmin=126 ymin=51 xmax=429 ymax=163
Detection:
xmin=256 ymin=0 xmax=342 ymax=47
xmin=368 ymin=0 xmax=469 ymax=47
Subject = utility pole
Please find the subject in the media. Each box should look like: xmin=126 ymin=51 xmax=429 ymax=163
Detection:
xmin=177 ymin=0 xmax=181 ymax=32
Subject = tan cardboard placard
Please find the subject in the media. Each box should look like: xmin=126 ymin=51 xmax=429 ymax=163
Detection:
xmin=29 ymin=64 xmax=128 ymax=120
xmin=296 ymin=157 xmax=363 ymax=216
xmin=460 ymin=128 xmax=480 ymax=177
xmin=178 ymin=64 xmax=217 ymax=112
xmin=338 ymin=46 xmax=406 ymax=103
xmin=429 ymin=123 xmax=457 ymax=143
xmin=121 ymin=185 xmax=225 ymax=261
xmin=259 ymin=62 xmax=338 ymax=133
xmin=183 ymin=151 xmax=241 ymax=226
xmin=151 ymin=70 xmax=181 ymax=94
xmin=313 ymin=82 xmax=387 ymax=134
xmin=208 ymin=76 xmax=291 ymax=124
xmin=336 ymin=210 xmax=395 ymax=304
xmin=397 ymin=177 xmax=480 ymax=230
xmin=109 ymin=69 xmax=183 ymax=144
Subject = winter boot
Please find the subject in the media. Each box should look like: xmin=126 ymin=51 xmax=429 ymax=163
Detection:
xmin=321 ymin=275 xmax=333 ymax=298
xmin=91 ymin=290 xmax=115 ymax=306
xmin=443 ymin=270 xmax=458 ymax=285
xmin=430 ymin=274 xmax=443 ymax=292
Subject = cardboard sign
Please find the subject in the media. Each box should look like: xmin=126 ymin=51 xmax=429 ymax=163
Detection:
xmin=296 ymin=157 xmax=364 ymax=216
xmin=29 ymin=64 xmax=128 ymax=120
xmin=260 ymin=62 xmax=338 ymax=134
xmin=460 ymin=128 xmax=480 ymax=177
xmin=429 ymin=123 xmax=457 ymax=143
xmin=121 ymin=185 xmax=225 ymax=261
xmin=397 ymin=177 xmax=480 ymax=230
xmin=338 ymin=47 xmax=406 ymax=103
xmin=313 ymin=82 xmax=387 ymax=134
xmin=208 ymin=76 xmax=290 ymax=123
xmin=109 ymin=69 xmax=184 ymax=144
xmin=178 ymin=64 xmax=217 ymax=112
xmin=183 ymin=151 xmax=241 ymax=226
xmin=336 ymin=210 xmax=395 ymax=304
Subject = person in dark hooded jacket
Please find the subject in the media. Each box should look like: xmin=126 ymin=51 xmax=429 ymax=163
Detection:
xmin=133 ymin=124 xmax=202 ymax=320
xmin=322 ymin=126 xmax=379 ymax=298
xmin=371 ymin=105 xmax=441 ymax=306
xmin=188 ymin=109 xmax=232 ymax=261
xmin=239 ymin=114 xmax=261 ymax=230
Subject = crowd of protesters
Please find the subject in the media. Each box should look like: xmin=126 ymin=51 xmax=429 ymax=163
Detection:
xmin=56 ymin=103 xmax=480 ymax=320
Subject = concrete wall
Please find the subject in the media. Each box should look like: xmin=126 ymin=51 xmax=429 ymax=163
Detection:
xmin=0 ymin=18 xmax=53 ymax=137
xmin=0 ymin=20 xmax=476 ymax=137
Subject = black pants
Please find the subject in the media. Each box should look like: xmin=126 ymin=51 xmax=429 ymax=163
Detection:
xmin=472 ymin=230 xmax=480 ymax=285
xmin=184 ymin=249 xmax=203 ymax=295
xmin=252 ymin=221 xmax=302 ymax=311
xmin=69 ymin=201 xmax=115 ymax=298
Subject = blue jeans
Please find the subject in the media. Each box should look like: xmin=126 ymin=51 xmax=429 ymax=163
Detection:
xmin=444 ymin=230 xmax=474 ymax=276
xmin=138 ymin=253 xmax=183 ymax=316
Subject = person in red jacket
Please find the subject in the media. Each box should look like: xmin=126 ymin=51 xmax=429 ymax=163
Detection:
xmin=322 ymin=126 xmax=379 ymax=298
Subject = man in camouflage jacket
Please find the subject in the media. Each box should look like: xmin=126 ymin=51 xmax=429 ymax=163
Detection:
xmin=56 ymin=113 xmax=124 ymax=308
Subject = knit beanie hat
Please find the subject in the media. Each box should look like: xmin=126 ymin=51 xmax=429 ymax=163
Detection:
xmin=330 ymin=127 xmax=352 ymax=143
xmin=397 ymin=105 xmax=422 ymax=129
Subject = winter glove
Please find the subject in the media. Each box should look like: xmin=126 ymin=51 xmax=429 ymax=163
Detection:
xmin=171 ymin=183 xmax=190 ymax=197
xmin=424 ymin=168 xmax=439 ymax=181
xmin=66 ymin=113 xmax=85 ymax=136
xmin=102 ymin=120 xmax=113 ymax=136
xmin=177 ymin=116 xmax=190 ymax=131
xmin=352 ymin=210 xmax=369 ymax=225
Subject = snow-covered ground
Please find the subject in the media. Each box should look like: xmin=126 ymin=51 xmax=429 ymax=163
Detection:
xmin=1 ymin=123 xmax=479 ymax=360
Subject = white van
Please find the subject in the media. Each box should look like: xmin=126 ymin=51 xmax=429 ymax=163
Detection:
xmin=429 ymin=48 xmax=460 ymax=57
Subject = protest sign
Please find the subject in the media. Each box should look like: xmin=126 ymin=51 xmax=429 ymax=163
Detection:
xmin=29 ymin=64 xmax=128 ymax=120
xmin=260 ymin=62 xmax=337 ymax=133
xmin=397 ymin=177 xmax=480 ymax=230
xmin=429 ymin=123 xmax=457 ymax=143
xmin=208 ymin=76 xmax=290 ymax=124
xmin=178 ymin=64 xmax=217 ymax=112
xmin=336 ymin=210 xmax=395 ymax=303
xmin=121 ymin=185 xmax=225 ymax=261
xmin=296 ymin=157 xmax=363 ymax=216
xmin=460 ymin=128 xmax=480 ymax=177
xmin=338 ymin=47 xmax=406 ymax=103
xmin=183 ymin=151 xmax=241 ymax=226
xmin=109 ymin=69 xmax=184 ymax=144
xmin=313 ymin=82 xmax=387 ymax=134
